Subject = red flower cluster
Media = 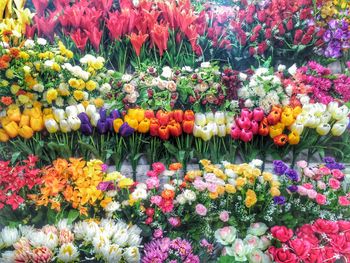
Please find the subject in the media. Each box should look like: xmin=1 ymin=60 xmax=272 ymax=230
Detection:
xmin=0 ymin=155 xmax=42 ymax=210
xmin=148 ymin=109 xmax=194 ymax=140
xmin=269 ymin=219 xmax=350 ymax=263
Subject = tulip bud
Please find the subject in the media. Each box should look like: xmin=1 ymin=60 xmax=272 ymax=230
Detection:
xmin=30 ymin=116 xmax=44 ymax=132
xmin=145 ymin=110 xmax=155 ymax=119
xmin=68 ymin=116 xmax=81 ymax=131
xmin=290 ymin=122 xmax=304 ymax=135
xmin=7 ymin=105 xmax=21 ymax=122
xmin=316 ymin=123 xmax=331 ymax=136
xmin=150 ymin=119 xmax=160 ymax=136
xmin=19 ymin=125 xmax=34 ymax=139
xmin=241 ymin=108 xmax=253 ymax=119
xmin=236 ymin=117 xmax=251 ymax=130
xmin=195 ymin=113 xmax=206 ymax=126
xmin=267 ymin=109 xmax=281 ymax=125
xmin=77 ymin=103 xmax=86 ymax=114
xmin=65 ymin=105 xmax=78 ymax=117
xmin=184 ymin=110 xmax=195 ymax=121
xmin=19 ymin=115 xmax=30 ymax=127
xmin=113 ymin=119 xmax=124 ymax=133
xmin=250 ymin=120 xmax=259 ymax=135
xmin=53 ymin=108 xmax=66 ymax=122
xmin=215 ymin=111 xmax=226 ymax=125
xmin=138 ymin=119 xmax=150 ymax=133
xmin=97 ymin=119 xmax=109 ymax=134
xmin=135 ymin=109 xmax=145 ymax=123
xmin=173 ymin=110 xmax=184 ymax=123
xmin=158 ymin=125 xmax=170 ymax=140
xmin=327 ymin=101 xmax=339 ymax=114
xmin=331 ymin=122 xmax=348 ymax=136
xmin=226 ymin=122 xmax=234 ymax=134
xmin=274 ymin=134 xmax=288 ymax=146
xmin=201 ymin=125 xmax=213 ymax=141
xmin=209 ymin=122 xmax=218 ymax=136
xmin=332 ymin=105 xmax=350 ymax=121
xmin=156 ymin=110 xmax=170 ymax=126
xmin=281 ymin=112 xmax=294 ymax=126
xmin=182 ymin=120 xmax=194 ymax=134
xmin=193 ymin=124 xmax=201 ymax=137
xmin=231 ymin=126 xmax=241 ymax=140
xmin=59 ymin=119 xmax=71 ymax=133
xmin=168 ymin=121 xmax=182 ymax=137
xmin=320 ymin=111 xmax=331 ymax=124
xmin=253 ymin=108 xmax=264 ymax=122
xmin=45 ymin=119 xmax=59 ymax=133
xmin=91 ymin=112 xmax=100 ymax=127
xmin=288 ymin=131 xmax=300 ymax=145
xmin=258 ymin=118 xmax=269 ymax=136
xmin=305 ymin=115 xmax=319 ymax=128
xmin=269 ymin=123 xmax=284 ymax=138
xmin=86 ymin=104 xmax=97 ymax=118
xmin=240 ymin=129 xmax=253 ymax=142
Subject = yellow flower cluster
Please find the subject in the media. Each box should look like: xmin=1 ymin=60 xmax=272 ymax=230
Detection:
xmin=321 ymin=0 xmax=350 ymax=22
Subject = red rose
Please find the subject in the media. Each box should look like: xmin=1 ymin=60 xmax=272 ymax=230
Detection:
xmin=289 ymin=238 xmax=311 ymax=259
xmin=268 ymin=247 xmax=298 ymax=263
xmin=312 ymin=219 xmax=339 ymax=235
xmin=304 ymin=248 xmax=323 ymax=263
xmin=329 ymin=234 xmax=350 ymax=254
xmin=338 ymin=221 xmax=350 ymax=232
xmin=257 ymin=41 xmax=268 ymax=55
xmin=301 ymin=34 xmax=312 ymax=45
xmin=271 ymin=226 xmax=294 ymax=242
xmin=286 ymin=19 xmax=294 ymax=31
xmin=265 ymin=28 xmax=272 ymax=39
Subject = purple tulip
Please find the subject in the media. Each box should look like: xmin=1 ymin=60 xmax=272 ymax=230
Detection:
xmin=119 ymin=122 xmax=134 ymax=137
xmin=106 ymin=117 xmax=114 ymax=132
xmin=97 ymin=119 xmax=109 ymax=134
xmin=80 ymin=122 xmax=93 ymax=135
xmin=99 ymin=108 xmax=107 ymax=120
xmin=78 ymin=112 xmax=90 ymax=124
xmin=110 ymin=109 xmax=121 ymax=119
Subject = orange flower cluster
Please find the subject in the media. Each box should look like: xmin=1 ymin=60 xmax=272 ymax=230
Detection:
xmin=28 ymin=158 xmax=109 ymax=216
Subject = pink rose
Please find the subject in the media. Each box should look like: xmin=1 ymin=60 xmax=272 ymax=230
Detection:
xmin=303 ymin=183 xmax=313 ymax=190
xmin=147 ymin=170 xmax=158 ymax=177
xmin=332 ymin=169 xmax=344 ymax=180
xmin=207 ymin=183 xmax=217 ymax=193
xmin=297 ymin=160 xmax=308 ymax=168
xmin=338 ymin=220 xmax=350 ymax=232
xmin=317 ymin=181 xmax=326 ymax=190
xmin=271 ymin=226 xmax=294 ymax=242
xmin=146 ymin=177 xmax=160 ymax=190
xmin=152 ymin=162 xmax=165 ymax=175
xmin=268 ymin=247 xmax=298 ymax=263
xmin=168 ymin=217 xmax=181 ymax=227
xmin=193 ymin=178 xmax=207 ymax=191
xmin=219 ymin=211 xmax=229 ymax=222
xmin=307 ymin=189 xmax=317 ymax=199
xmin=303 ymin=167 xmax=315 ymax=178
xmin=312 ymin=219 xmax=339 ymax=234
xmin=339 ymin=196 xmax=350 ymax=206
xmin=153 ymin=228 xmax=163 ymax=238
xmin=195 ymin=204 xmax=207 ymax=216
xmin=329 ymin=178 xmax=341 ymax=190
xmin=288 ymin=238 xmax=311 ymax=259
xmin=150 ymin=195 xmax=162 ymax=205
xmin=297 ymin=186 xmax=308 ymax=196
xmin=319 ymin=166 xmax=331 ymax=176
xmin=316 ymin=194 xmax=327 ymax=205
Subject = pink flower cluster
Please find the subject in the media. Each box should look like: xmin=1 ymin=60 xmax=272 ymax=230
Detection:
xmin=192 ymin=173 xmax=225 ymax=192
xmin=145 ymin=162 xmax=166 ymax=190
xmin=268 ymin=219 xmax=350 ymax=263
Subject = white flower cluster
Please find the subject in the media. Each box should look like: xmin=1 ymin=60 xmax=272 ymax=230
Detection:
xmin=238 ymin=67 xmax=289 ymax=113
xmin=62 ymin=63 xmax=91 ymax=81
xmin=176 ymin=189 xmax=197 ymax=205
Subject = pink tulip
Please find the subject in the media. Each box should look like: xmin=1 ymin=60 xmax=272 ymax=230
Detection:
xmin=251 ymin=120 xmax=259 ymax=135
xmin=241 ymin=108 xmax=253 ymax=119
xmin=240 ymin=129 xmax=253 ymax=142
xmin=236 ymin=117 xmax=251 ymax=130
xmin=253 ymin=108 xmax=264 ymax=122
xmin=231 ymin=127 xmax=241 ymax=140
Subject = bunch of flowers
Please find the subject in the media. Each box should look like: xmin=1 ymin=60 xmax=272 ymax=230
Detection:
xmin=320 ymin=0 xmax=350 ymax=24
xmin=142 ymin=237 xmax=200 ymax=263
xmin=0 ymin=218 xmax=142 ymax=263
xmin=0 ymin=38 xmax=113 ymax=108
xmin=238 ymin=68 xmax=289 ymax=113
xmin=215 ymin=222 xmax=271 ymax=262
xmin=0 ymin=155 xmax=41 ymax=210
xmin=268 ymin=219 xmax=350 ymax=262
xmin=322 ymin=19 xmax=350 ymax=58
xmin=28 ymin=158 xmax=111 ymax=216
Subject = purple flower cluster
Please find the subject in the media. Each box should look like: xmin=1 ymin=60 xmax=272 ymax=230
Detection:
xmin=142 ymin=237 xmax=200 ymax=263
xmin=323 ymin=19 xmax=350 ymax=58
xmin=273 ymin=196 xmax=286 ymax=205
xmin=323 ymin=156 xmax=345 ymax=170
xmin=273 ymin=160 xmax=288 ymax=175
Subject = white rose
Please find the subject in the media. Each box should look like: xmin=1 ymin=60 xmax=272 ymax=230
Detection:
xmin=288 ymin=64 xmax=297 ymax=75
xmin=161 ymin=66 xmax=173 ymax=79
xmin=183 ymin=190 xmax=196 ymax=202
xmin=277 ymin=64 xmax=286 ymax=72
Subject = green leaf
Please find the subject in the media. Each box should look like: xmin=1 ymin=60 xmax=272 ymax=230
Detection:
xmin=78 ymin=140 xmax=99 ymax=159
xmin=164 ymin=141 xmax=178 ymax=156
xmin=67 ymin=209 xmax=80 ymax=224
xmin=218 ymin=256 xmax=240 ymax=263
xmin=11 ymin=152 xmax=21 ymax=164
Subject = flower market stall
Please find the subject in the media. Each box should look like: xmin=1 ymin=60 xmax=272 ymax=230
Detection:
xmin=0 ymin=0 xmax=350 ymax=262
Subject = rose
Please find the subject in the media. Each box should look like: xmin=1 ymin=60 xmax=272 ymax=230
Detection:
xmin=244 ymin=235 xmax=263 ymax=251
xmin=317 ymin=181 xmax=326 ymax=190
xmin=152 ymin=162 xmax=165 ymax=175
xmin=288 ymin=238 xmax=311 ymax=259
xmin=195 ymin=204 xmax=207 ymax=216
xmin=332 ymin=169 xmax=344 ymax=180
xmin=153 ymin=229 xmax=163 ymax=238
xmin=150 ymin=195 xmax=162 ymax=206
xmin=268 ymin=247 xmax=298 ymax=263
xmin=248 ymin=249 xmax=270 ymax=263
xmin=271 ymin=226 xmax=293 ymax=242
xmin=260 ymin=235 xmax=271 ymax=250
xmin=312 ymin=219 xmax=339 ymax=234
xmin=315 ymin=194 xmax=327 ymax=205
xmin=339 ymin=196 xmax=350 ymax=206
xmin=219 ymin=211 xmax=229 ymax=222
xmin=303 ymin=183 xmax=313 ymax=189
xmin=305 ymin=249 xmax=323 ymax=263
xmin=329 ymin=178 xmax=341 ymax=190
xmin=297 ymin=160 xmax=308 ymax=168
xmin=303 ymin=167 xmax=315 ymax=178
xmin=214 ymin=226 xmax=237 ymax=245
xmin=247 ymin=222 xmax=268 ymax=236
xmin=297 ymin=186 xmax=308 ymax=196
xmin=146 ymin=177 xmax=160 ymax=190
xmin=168 ymin=217 xmax=181 ymax=227
xmin=338 ymin=221 xmax=350 ymax=232
xmin=297 ymin=224 xmax=319 ymax=246
xmin=226 ymin=239 xmax=248 ymax=261
xmin=307 ymin=190 xmax=317 ymax=199
xmin=329 ymin=234 xmax=350 ymax=254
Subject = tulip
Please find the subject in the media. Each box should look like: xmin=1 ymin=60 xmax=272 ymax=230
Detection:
xmin=97 ymin=119 xmax=109 ymax=134
xmin=195 ymin=113 xmax=206 ymax=126
xmin=156 ymin=110 xmax=170 ymax=126
xmin=78 ymin=112 xmax=90 ymax=124
xmin=241 ymin=108 xmax=253 ymax=119
xmin=258 ymin=118 xmax=269 ymax=136
xmin=91 ymin=112 xmax=100 ymax=127
xmin=0 ymin=129 xmax=9 ymax=142
xmin=226 ymin=122 xmax=234 ymax=134
xmin=168 ymin=121 xmax=182 ymax=137
xmin=86 ymin=105 xmax=97 ymax=118
xmin=68 ymin=116 xmax=81 ymax=131
xmin=110 ymin=109 xmax=122 ymax=120
xmin=193 ymin=124 xmax=201 ymax=138
xmin=251 ymin=120 xmax=259 ymax=135
xmin=19 ymin=125 xmax=34 ymax=139
xmin=231 ymin=126 xmax=241 ymax=140
xmin=327 ymin=101 xmax=339 ymax=114
xmin=119 ymin=122 xmax=134 ymax=137
xmin=316 ymin=123 xmax=331 ymax=136
xmin=1 ymin=117 xmax=10 ymax=128
xmin=184 ymin=110 xmax=195 ymax=121
xmin=4 ymin=121 xmax=19 ymax=138
xmin=331 ymin=122 xmax=348 ymax=136
xmin=65 ymin=105 xmax=79 ymax=117
xmin=19 ymin=115 xmax=30 ymax=127
xmin=128 ymin=109 xmax=144 ymax=123
xmin=217 ymin=124 xmax=226 ymax=137
xmin=113 ymin=119 xmax=124 ymax=133
xmin=201 ymin=125 xmax=213 ymax=141
xmin=205 ymin=112 xmax=214 ymax=124
xmin=158 ymin=126 xmax=170 ymax=140
xmin=332 ymin=105 xmax=350 ymax=121
xmin=30 ymin=107 xmax=42 ymax=118
xmin=253 ymin=108 xmax=264 ymax=122
xmin=210 ymin=122 xmax=218 ymax=136
xmin=59 ymin=120 xmax=71 ymax=133
xmin=53 ymin=108 xmax=66 ymax=122
xmin=269 ymin=123 xmax=284 ymax=138
xmin=288 ymin=131 xmax=300 ymax=145
xmin=240 ymin=129 xmax=253 ymax=142
xmin=81 ymin=122 xmax=93 ymax=135
xmin=7 ymin=105 xmax=21 ymax=122
xmin=267 ymin=109 xmax=281 ymax=125
xmin=215 ymin=111 xmax=226 ymax=125
xmin=30 ymin=116 xmax=44 ymax=132
xmin=182 ymin=120 xmax=194 ymax=134
xmin=305 ymin=115 xmax=319 ymax=128
xmin=150 ymin=119 xmax=160 ymax=136
xmin=145 ymin=110 xmax=155 ymax=119
xmin=138 ymin=119 xmax=150 ymax=133
xmin=320 ymin=111 xmax=331 ymax=124
xmin=236 ymin=117 xmax=251 ymax=130
xmin=125 ymin=117 xmax=138 ymax=130
xmin=77 ymin=104 xmax=86 ymax=114
xmin=173 ymin=110 xmax=184 ymax=123
xmin=274 ymin=134 xmax=288 ymax=146
xmin=99 ymin=108 xmax=108 ymax=121
xmin=45 ymin=119 xmax=59 ymax=133
xmin=281 ymin=112 xmax=294 ymax=126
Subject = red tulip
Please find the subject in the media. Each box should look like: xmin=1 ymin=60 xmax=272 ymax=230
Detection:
xmin=182 ymin=120 xmax=194 ymax=134
xmin=168 ymin=121 xmax=182 ymax=137
xmin=145 ymin=110 xmax=155 ymax=119
xmin=158 ymin=126 xmax=170 ymax=140
xmin=236 ymin=117 xmax=251 ymax=130
xmin=150 ymin=23 xmax=169 ymax=57
xmin=34 ymin=13 xmax=58 ymax=41
xmin=231 ymin=126 xmax=241 ymax=140
xmin=253 ymin=108 xmax=264 ymax=122
xmin=274 ymin=134 xmax=288 ymax=147
xmin=32 ymin=0 xmax=49 ymax=17
xmin=150 ymin=119 xmax=160 ymax=137
xmin=184 ymin=110 xmax=195 ymax=121
xmin=156 ymin=110 xmax=170 ymax=126
xmin=106 ymin=11 xmax=126 ymax=40
xmin=129 ymin=32 xmax=149 ymax=57
xmin=86 ymin=26 xmax=103 ymax=52
xmin=25 ymin=24 xmax=37 ymax=39
xmin=240 ymin=129 xmax=253 ymax=142
xmin=70 ymin=29 xmax=88 ymax=52
xmin=267 ymin=108 xmax=282 ymax=125
xmin=172 ymin=110 xmax=183 ymax=123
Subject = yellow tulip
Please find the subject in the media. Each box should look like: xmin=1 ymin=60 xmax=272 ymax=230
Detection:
xmin=288 ymin=131 xmax=300 ymax=145
xmin=225 ymin=184 xmax=236 ymax=194
xmin=46 ymin=88 xmax=58 ymax=104
xmin=19 ymin=114 xmax=30 ymax=127
xmin=4 ymin=121 xmax=19 ymax=138
xmin=0 ymin=128 xmax=10 ymax=142
xmin=18 ymin=125 xmax=33 ymax=139
xmin=7 ymin=105 xmax=21 ymax=122
xmin=269 ymin=123 xmax=284 ymax=138
xmin=126 ymin=118 xmax=138 ymax=130
xmin=30 ymin=116 xmax=44 ymax=131
xmin=45 ymin=119 xmax=59 ymax=133
xmin=137 ymin=119 xmax=150 ymax=133
xmin=113 ymin=118 xmax=123 ymax=133
xmin=281 ymin=112 xmax=294 ymax=126
xmin=1 ymin=116 xmax=11 ymax=128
